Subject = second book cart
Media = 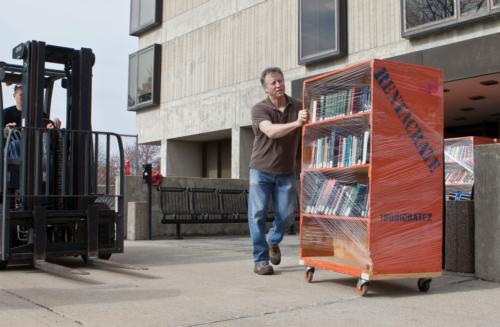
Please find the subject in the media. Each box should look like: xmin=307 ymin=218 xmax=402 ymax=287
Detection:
xmin=444 ymin=136 xmax=496 ymax=200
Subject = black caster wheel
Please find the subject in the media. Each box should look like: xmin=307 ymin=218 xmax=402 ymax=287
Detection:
xmin=304 ymin=267 xmax=315 ymax=283
xmin=98 ymin=253 xmax=112 ymax=260
xmin=356 ymin=278 xmax=369 ymax=296
xmin=0 ymin=260 xmax=8 ymax=270
xmin=418 ymin=278 xmax=432 ymax=292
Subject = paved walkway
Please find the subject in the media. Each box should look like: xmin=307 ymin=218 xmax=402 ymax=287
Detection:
xmin=0 ymin=236 xmax=499 ymax=326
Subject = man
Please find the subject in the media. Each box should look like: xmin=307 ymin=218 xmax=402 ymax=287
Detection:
xmin=249 ymin=67 xmax=308 ymax=275
xmin=3 ymin=84 xmax=61 ymax=134
xmin=3 ymin=84 xmax=61 ymax=161
xmin=3 ymin=84 xmax=24 ymax=134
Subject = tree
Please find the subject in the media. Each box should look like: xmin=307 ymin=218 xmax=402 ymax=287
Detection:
xmin=122 ymin=143 xmax=161 ymax=175
xmin=96 ymin=141 xmax=161 ymax=195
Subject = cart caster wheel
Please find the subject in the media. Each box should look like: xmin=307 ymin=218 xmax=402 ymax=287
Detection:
xmin=81 ymin=255 xmax=88 ymax=263
xmin=0 ymin=260 xmax=8 ymax=270
xmin=356 ymin=278 xmax=369 ymax=296
xmin=304 ymin=267 xmax=315 ymax=283
xmin=98 ymin=253 xmax=112 ymax=260
xmin=418 ymin=278 xmax=432 ymax=292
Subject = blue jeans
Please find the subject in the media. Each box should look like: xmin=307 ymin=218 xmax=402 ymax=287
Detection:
xmin=248 ymin=168 xmax=296 ymax=264
xmin=7 ymin=139 xmax=20 ymax=159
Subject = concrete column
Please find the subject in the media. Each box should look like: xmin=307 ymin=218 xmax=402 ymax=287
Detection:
xmin=165 ymin=139 xmax=203 ymax=177
xmin=239 ymin=127 xmax=254 ymax=179
xmin=474 ymin=144 xmax=500 ymax=282
xmin=161 ymin=139 xmax=167 ymax=176
xmin=127 ymin=201 xmax=149 ymax=240
xmin=231 ymin=127 xmax=240 ymax=178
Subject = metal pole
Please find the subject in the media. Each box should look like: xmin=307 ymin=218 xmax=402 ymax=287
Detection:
xmin=148 ymin=177 xmax=152 ymax=240
xmin=135 ymin=135 xmax=140 ymax=176
xmin=143 ymin=164 xmax=152 ymax=240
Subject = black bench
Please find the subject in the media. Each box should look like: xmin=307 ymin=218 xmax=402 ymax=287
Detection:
xmin=158 ymin=187 xmax=191 ymax=238
xmin=158 ymin=187 xmax=299 ymax=239
xmin=219 ymin=189 xmax=248 ymax=221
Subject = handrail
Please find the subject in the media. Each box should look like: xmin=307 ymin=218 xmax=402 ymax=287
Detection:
xmin=1 ymin=128 xmax=19 ymax=260
xmin=2 ymin=127 xmax=125 ymax=198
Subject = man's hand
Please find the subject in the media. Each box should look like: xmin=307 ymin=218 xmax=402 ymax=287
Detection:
xmin=296 ymin=109 xmax=309 ymax=126
xmin=3 ymin=122 xmax=16 ymax=137
xmin=46 ymin=118 xmax=62 ymax=129
xmin=259 ymin=109 xmax=309 ymax=139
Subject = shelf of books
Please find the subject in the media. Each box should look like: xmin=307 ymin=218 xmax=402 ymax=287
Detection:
xmin=444 ymin=136 xmax=495 ymax=200
xmin=299 ymin=59 xmax=444 ymax=295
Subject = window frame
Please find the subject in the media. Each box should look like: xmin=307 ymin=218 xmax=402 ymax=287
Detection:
xmin=127 ymin=44 xmax=162 ymax=111
xmin=129 ymin=0 xmax=163 ymax=36
xmin=298 ymin=0 xmax=348 ymax=65
xmin=402 ymin=0 xmax=500 ymax=38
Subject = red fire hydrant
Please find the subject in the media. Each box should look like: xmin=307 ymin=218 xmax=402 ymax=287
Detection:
xmin=124 ymin=160 xmax=131 ymax=176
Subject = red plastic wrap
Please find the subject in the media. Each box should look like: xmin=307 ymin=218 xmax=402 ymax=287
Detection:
xmin=300 ymin=60 xmax=444 ymax=282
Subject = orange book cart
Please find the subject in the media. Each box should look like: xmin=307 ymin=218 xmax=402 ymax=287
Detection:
xmin=299 ymin=59 xmax=444 ymax=295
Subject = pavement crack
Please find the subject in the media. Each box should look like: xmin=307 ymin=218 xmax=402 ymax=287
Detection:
xmin=182 ymin=297 xmax=360 ymax=326
xmin=2 ymin=289 xmax=84 ymax=325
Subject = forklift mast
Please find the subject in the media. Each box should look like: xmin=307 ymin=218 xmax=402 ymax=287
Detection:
xmin=0 ymin=41 xmax=124 ymax=270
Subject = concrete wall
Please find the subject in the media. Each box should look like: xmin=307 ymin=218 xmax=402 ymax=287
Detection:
xmin=134 ymin=0 xmax=500 ymax=177
xmin=474 ymin=144 xmax=500 ymax=283
xmin=165 ymin=139 xmax=203 ymax=177
xmin=122 ymin=176 xmax=250 ymax=238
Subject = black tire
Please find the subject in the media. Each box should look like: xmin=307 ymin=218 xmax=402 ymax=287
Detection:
xmin=98 ymin=253 xmax=112 ymax=260
xmin=418 ymin=278 xmax=431 ymax=292
xmin=305 ymin=269 xmax=314 ymax=283
xmin=0 ymin=260 xmax=8 ymax=270
xmin=81 ymin=254 xmax=88 ymax=263
xmin=356 ymin=279 xmax=369 ymax=296
xmin=91 ymin=202 xmax=111 ymax=211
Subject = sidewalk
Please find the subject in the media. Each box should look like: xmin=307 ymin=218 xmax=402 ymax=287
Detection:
xmin=0 ymin=235 xmax=499 ymax=326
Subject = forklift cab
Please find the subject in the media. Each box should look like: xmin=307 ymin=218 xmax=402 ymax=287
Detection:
xmin=0 ymin=41 xmax=124 ymax=271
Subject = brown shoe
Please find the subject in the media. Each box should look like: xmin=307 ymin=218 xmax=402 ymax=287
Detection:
xmin=254 ymin=262 xmax=274 ymax=275
xmin=269 ymin=245 xmax=281 ymax=265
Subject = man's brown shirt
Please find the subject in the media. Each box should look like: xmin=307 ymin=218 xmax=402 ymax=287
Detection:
xmin=250 ymin=94 xmax=302 ymax=175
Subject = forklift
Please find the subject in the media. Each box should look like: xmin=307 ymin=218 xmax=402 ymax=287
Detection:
xmin=0 ymin=41 xmax=129 ymax=275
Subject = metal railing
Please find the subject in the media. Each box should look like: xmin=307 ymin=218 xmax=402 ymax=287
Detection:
xmin=2 ymin=127 xmax=124 ymax=209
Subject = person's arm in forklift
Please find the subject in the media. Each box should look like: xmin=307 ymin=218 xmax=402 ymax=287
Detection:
xmin=3 ymin=122 xmax=16 ymax=136
xmin=45 ymin=117 xmax=61 ymax=129
xmin=4 ymin=118 xmax=61 ymax=133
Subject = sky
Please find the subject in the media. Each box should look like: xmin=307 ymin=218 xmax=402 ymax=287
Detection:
xmin=0 ymin=0 xmax=137 ymax=135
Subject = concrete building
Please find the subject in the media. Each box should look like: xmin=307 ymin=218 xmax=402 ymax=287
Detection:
xmin=128 ymin=0 xmax=500 ymax=179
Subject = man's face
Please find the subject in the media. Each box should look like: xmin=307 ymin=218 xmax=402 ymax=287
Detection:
xmin=13 ymin=88 xmax=23 ymax=110
xmin=263 ymin=72 xmax=285 ymax=99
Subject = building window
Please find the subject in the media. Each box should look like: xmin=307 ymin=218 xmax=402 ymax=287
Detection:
xmin=127 ymin=44 xmax=161 ymax=111
xmin=404 ymin=0 xmax=455 ymax=30
xmin=298 ymin=0 xmax=347 ymax=65
xmin=130 ymin=0 xmax=162 ymax=36
xmin=403 ymin=0 xmax=500 ymax=37
xmin=202 ymin=140 xmax=231 ymax=178
xmin=460 ymin=0 xmax=488 ymax=17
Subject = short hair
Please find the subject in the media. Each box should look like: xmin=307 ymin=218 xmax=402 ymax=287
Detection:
xmin=14 ymin=84 xmax=23 ymax=93
xmin=260 ymin=67 xmax=284 ymax=87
